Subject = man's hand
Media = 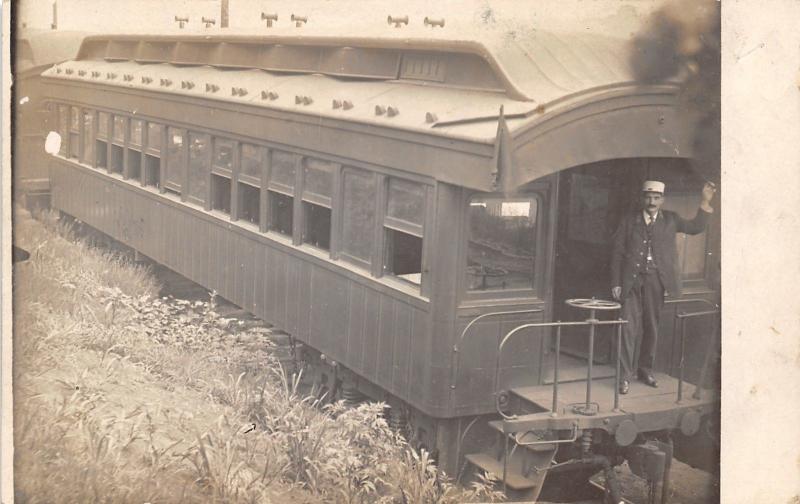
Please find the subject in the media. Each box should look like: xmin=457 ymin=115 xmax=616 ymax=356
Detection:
xmin=612 ymin=286 xmax=622 ymax=301
xmin=701 ymin=182 xmax=716 ymax=204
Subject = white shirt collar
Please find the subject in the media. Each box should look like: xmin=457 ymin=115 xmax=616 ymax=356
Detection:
xmin=643 ymin=211 xmax=658 ymax=224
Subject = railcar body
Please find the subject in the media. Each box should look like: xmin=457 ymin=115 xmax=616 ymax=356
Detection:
xmin=14 ymin=29 xmax=85 ymax=207
xmin=39 ymin=4 xmax=720 ymax=499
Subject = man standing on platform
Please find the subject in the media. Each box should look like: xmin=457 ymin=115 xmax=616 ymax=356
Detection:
xmin=611 ymin=180 xmax=716 ymax=394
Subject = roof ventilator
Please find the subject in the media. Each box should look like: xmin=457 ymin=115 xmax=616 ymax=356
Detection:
xmin=77 ymin=70 xmax=86 ymax=77
xmin=424 ymin=17 xmax=445 ymax=28
xmin=91 ymin=71 xmax=101 ymax=78
xmin=123 ymin=74 xmax=134 ymax=81
xmin=206 ymin=83 xmax=219 ymax=93
xmin=142 ymin=76 xmax=153 ymax=84
xmin=65 ymin=68 xmax=73 ymax=75
xmin=181 ymin=80 xmax=195 ymax=89
xmin=174 ymin=15 xmax=189 ymax=29
xmin=231 ymin=87 xmax=248 ymax=97
xmin=295 ymin=95 xmax=313 ymax=105
xmin=333 ymin=99 xmax=353 ymax=110
xmin=55 ymin=67 xmax=62 ymax=74
xmin=387 ymin=15 xmax=408 ymax=28
xmin=160 ymin=78 xmax=172 ymax=87
xmin=261 ymin=12 xmax=278 ymax=27
xmin=106 ymin=72 xmax=117 ymax=80
xmin=261 ymin=90 xmax=279 ymax=100
xmin=387 ymin=106 xmax=399 ymax=117
xmin=425 ymin=112 xmax=438 ymax=123
xmin=202 ymin=17 xmax=216 ymax=28
xmin=375 ymin=105 xmax=386 ymax=116
xmin=291 ymin=14 xmax=307 ymax=27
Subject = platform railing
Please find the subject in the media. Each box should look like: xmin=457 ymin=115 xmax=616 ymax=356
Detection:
xmin=448 ymin=307 xmax=544 ymax=400
xmin=493 ymin=313 xmax=629 ymax=419
xmin=671 ymin=300 xmax=720 ymax=403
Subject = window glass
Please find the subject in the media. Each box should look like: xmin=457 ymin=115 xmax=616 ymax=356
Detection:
xmin=165 ymin=127 xmax=184 ymax=190
xmin=110 ymin=145 xmax=124 ymax=174
xmin=58 ymin=105 xmax=68 ymax=155
xmin=269 ymin=191 xmax=293 ymax=236
xmin=97 ymin=112 xmax=109 ymax=138
xmin=69 ymin=134 xmax=80 ymax=159
xmin=241 ymin=144 xmax=261 ymax=180
xmin=387 ymin=178 xmax=425 ymax=226
xmin=147 ymin=123 xmax=162 ymax=151
xmin=113 ymin=115 xmax=126 ymax=143
xmin=69 ymin=106 xmax=80 ymax=131
xmin=81 ymin=110 xmax=94 ymax=164
xmin=342 ymin=168 xmax=375 ymax=263
xmin=96 ymin=139 xmax=108 ymax=169
xmin=131 ymin=119 xmax=144 ymax=146
xmin=187 ymin=133 xmax=210 ymax=203
xmin=303 ymin=158 xmax=334 ymax=198
xmin=270 ymin=150 xmax=295 ymax=189
xmin=213 ymin=138 xmax=235 ymax=171
xmin=662 ymin=193 xmax=708 ymax=279
xmin=145 ymin=154 xmax=160 ymax=187
xmin=467 ymin=196 xmax=538 ymax=292
xmin=128 ymin=149 xmax=142 ymax=180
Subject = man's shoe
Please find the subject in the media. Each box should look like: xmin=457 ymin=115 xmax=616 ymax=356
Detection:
xmin=638 ymin=371 xmax=658 ymax=388
xmin=619 ymin=379 xmax=630 ymax=395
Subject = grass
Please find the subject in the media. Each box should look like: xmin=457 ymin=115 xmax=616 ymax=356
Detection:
xmin=13 ymin=209 xmax=504 ymax=504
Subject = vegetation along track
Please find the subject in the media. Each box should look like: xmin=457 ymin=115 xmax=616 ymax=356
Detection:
xmin=12 ymin=209 xmax=505 ymax=504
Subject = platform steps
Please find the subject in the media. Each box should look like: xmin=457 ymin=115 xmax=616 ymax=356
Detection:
xmin=465 ymin=420 xmax=558 ymax=501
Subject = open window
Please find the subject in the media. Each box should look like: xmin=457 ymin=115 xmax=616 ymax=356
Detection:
xmin=383 ymin=178 xmax=425 ymax=286
xmin=187 ymin=132 xmax=210 ymax=206
xmin=144 ymin=122 xmax=162 ymax=188
xmin=267 ymin=150 xmax=296 ymax=237
xmin=164 ymin=127 xmax=185 ymax=195
xmin=96 ymin=111 xmax=109 ymax=169
xmin=81 ymin=109 xmax=94 ymax=165
xmin=301 ymin=158 xmax=334 ymax=251
xmin=237 ymin=143 xmax=262 ymax=226
xmin=128 ymin=119 xmax=143 ymax=180
xmin=466 ymin=194 xmax=538 ymax=294
xmin=211 ymin=138 xmax=234 ymax=214
xmin=108 ymin=115 xmax=126 ymax=174
xmin=341 ymin=167 xmax=376 ymax=270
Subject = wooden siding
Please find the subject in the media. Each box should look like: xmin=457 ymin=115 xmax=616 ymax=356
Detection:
xmin=50 ymin=159 xmax=440 ymax=413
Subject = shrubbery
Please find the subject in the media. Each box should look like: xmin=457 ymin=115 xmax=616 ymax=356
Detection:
xmin=13 ymin=210 xmax=503 ymax=503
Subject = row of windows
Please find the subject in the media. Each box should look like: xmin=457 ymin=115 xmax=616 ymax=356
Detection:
xmin=55 ymin=104 xmax=428 ymax=293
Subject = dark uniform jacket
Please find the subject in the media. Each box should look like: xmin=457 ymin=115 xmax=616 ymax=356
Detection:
xmin=611 ymin=209 xmax=711 ymax=299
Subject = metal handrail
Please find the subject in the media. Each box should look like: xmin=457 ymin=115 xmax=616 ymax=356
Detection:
xmin=449 ymin=307 xmax=543 ymax=394
xmin=493 ymin=318 xmax=628 ymax=419
xmin=674 ymin=305 xmax=721 ymax=403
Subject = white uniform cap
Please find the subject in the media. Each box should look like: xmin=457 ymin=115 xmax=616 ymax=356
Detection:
xmin=642 ymin=180 xmax=665 ymax=193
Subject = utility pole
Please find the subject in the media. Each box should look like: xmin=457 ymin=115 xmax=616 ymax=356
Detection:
xmin=51 ymin=1 xmax=58 ymax=30
xmin=221 ymin=0 xmax=229 ymax=28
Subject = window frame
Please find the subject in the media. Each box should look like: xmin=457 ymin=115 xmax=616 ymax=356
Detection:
xmin=233 ymin=142 xmax=265 ymax=228
xmin=186 ymin=130 xmax=212 ymax=207
xmin=336 ymin=166 xmax=377 ymax=270
xmin=462 ymin=190 xmax=546 ymax=302
xmin=162 ymin=126 xmax=187 ymax=196
xmin=109 ymin=113 xmax=128 ymax=176
xmin=299 ymin=157 xmax=338 ymax=253
xmin=374 ymin=176 xmax=432 ymax=295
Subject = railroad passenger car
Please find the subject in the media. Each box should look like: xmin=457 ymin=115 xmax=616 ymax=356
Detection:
xmin=39 ymin=4 xmax=720 ymax=500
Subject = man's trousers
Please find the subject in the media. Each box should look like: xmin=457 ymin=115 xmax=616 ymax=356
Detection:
xmin=620 ymin=271 xmax=664 ymax=380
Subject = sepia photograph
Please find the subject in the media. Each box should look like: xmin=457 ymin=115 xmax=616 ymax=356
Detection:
xmin=6 ymin=0 xmax=750 ymax=502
